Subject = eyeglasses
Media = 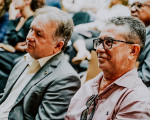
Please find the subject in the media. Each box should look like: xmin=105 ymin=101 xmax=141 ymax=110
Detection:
xmin=93 ymin=37 xmax=134 ymax=50
xmin=80 ymin=94 xmax=99 ymax=120
xmin=130 ymin=2 xmax=150 ymax=8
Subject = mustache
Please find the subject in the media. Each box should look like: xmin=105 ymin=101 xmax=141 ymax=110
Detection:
xmin=26 ymin=40 xmax=34 ymax=47
xmin=97 ymin=53 xmax=110 ymax=60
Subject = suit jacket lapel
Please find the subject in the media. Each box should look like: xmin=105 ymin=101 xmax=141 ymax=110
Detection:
xmin=14 ymin=52 xmax=64 ymax=105
xmin=0 ymin=59 xmax=28 ymax=104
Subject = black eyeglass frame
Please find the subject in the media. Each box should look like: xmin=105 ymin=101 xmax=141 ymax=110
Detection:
xmin=130 ymin=2 xmax=150 ymax=8
xmin=93 ymin=37 xmax=134 ymax=50
xmin=80 ymin=94 xmax=99 ymax=120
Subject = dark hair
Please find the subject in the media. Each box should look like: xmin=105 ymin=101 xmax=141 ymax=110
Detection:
xmin=0 ymin=0 xmax=11 ymax=17
xmin=5 ymin=0 xmax=12 ymax=11
xmin=30 ymin=0 xmax=45 ymax=11
xmin=106 ymin=16 xmax=146 ymax=54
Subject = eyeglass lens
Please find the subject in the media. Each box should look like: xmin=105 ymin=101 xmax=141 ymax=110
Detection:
xmin=81 ymin=95 xmax=95 ymax=120
xmin=131 ymin=2 xmax=142 ymax=8
xmin=80 ymin=95 xmax=99 ymax=120
xmin=80 ymin=109 xmax=89 ymax=120
xmin=86 ymin=95 xmax=96 ymax=106
xmin=94 ymin=38 xmax=113 ymax=50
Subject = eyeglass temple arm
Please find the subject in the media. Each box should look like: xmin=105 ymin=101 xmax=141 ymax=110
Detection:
xmin=113 ymin=39 xmax=134 ymax=44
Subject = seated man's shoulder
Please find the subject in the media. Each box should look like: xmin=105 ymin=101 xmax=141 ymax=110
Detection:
xmin=122 ymin=80 xmax=150 ymax=105
xmin=58 ymin=59 xmax=80 ymax=76
xmin=70 ymin=75 xmax=100 ymax=100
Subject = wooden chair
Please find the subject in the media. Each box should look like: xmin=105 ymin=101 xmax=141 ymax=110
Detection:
xmin=80 ymin=50 xmax=102 ymax=85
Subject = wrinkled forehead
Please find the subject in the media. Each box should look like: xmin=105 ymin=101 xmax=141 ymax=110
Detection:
xmin=100 ymin=24 xmax=130 ymax=38
xmin=129 ymin=0 xmax=150 ymax=4
xmin=34 ymin=14 xmax=50 ymax=23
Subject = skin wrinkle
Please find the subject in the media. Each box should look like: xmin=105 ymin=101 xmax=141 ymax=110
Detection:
xmin=97 ymin=25 xmax=135 ymax=81
xmin=26 ymin=15 xmax=60 ymax=59
xmin=38 ymin=14 xmax=59 ymax=42
xmin=34 ymin=9 xmax=73 ymax=51
xmin=105 ymin=20 xmax=145 ymax=53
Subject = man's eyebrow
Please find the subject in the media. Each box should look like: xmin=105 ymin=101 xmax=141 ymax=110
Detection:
xmin=30 ymin=25 xmax=44 ymax=33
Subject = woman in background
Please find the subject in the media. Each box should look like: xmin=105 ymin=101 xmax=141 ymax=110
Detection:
xmin=0 ymin=0 xmax=45 ymax=93
xmin=0 ymin=0 xmax=11 ymax=42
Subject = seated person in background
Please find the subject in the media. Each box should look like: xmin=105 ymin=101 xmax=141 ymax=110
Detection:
xmin=71 ymin=31 xmax=100 ymax=64
xmin=65 ymin=16 xmax=150 ymax=120
xmin=65 ymin=31 xmax=100 ymax=73
xmin=74 ymin=0 xmax=130 ymax=32
xmin=0 ymin=6 xmax=80 ymax=119
xmin=0 ymin=0 xmax=45 ymax=93
xmin=62 ymin=0 xmax=105 ymax=16
xmin=0 ymin=0 xmax=11 ymax=42
xmin=46 ymin=0 xmax=61 ymax=9
xmin=71 ymin=0 xmax=131 ymax=66
xmin=130 ymin=0 xmax=150 ymax=90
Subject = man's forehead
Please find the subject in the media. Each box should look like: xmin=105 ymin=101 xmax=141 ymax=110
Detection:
xmin=31 ymin=20 xmax=44 ymax=31
xmin=31 ymin=16 xmax=50 ymax=31
xmin=33 ymin=15 xmax=46 ymax=24
xmin=101 ymin=24 xmax=129 ymax=36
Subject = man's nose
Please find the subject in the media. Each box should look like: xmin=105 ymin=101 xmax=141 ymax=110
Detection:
xmin=26 ymin=31 xmax=35 ymax=42
xmin=130 ymin=5 xmax=140 ymax=12
xmin=131 ymin=5 xmax=136 ymax=12
xmin=96 ymin=43 xmax=105 ymax=52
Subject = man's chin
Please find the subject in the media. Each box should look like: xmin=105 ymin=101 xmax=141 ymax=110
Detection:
xmin=25 ymin=47 xmax=32 ymax=54
xmin=98 ymin=62 xmax=106 ymax=69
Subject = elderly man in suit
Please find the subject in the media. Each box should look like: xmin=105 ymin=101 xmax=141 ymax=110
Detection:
xmin=130 ymin=0 xmax=150 ymax=90
xmin=65 ymin=16 xmax=150 ymax=120
xmin=0 ymin=6 xmax=81 ymax=120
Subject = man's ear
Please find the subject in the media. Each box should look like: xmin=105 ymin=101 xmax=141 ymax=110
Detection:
xmin=128 ymin=44 xmax=140 ymax=60
xmin=54 ymin=41 xmax=64 ymax=52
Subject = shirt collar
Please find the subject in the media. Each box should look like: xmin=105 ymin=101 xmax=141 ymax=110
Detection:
xmin=92 ymin=68 xmax=139 ymax=89
xmin=113 ymin=68 xmax=139 ymax=88
xmin=24 ymin=52 xmax=60 ymax=67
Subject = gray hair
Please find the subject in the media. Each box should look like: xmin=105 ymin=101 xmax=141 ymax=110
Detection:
xmin=106 ymin=16 xmax=146 ymax=54
xmin=34 ymin=6 xmax=74 ymax=51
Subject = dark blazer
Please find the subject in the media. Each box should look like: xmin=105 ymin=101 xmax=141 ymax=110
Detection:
xmin=0 ymin=52 xmax=81 ymax=120
xmin=138 ymin=26 xmax=150 ymax=88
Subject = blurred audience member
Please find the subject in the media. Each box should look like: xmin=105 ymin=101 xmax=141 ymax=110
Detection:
xmin=46 ymin=0 xmax=61 ymax=9
xmin=0 ymin=0 xmax=45 ymax=93
xmin=74 ymin=0 xmax=131 ymax=32
xmin=62 ymin=0 xmax=108 ymax=26
xmin=65 ymin=16 xmax=150 ymax=119
xmin=0 ymin=6 xmax=80 ymax=119
xmin=62 ymin=0 xmax=108 ymax=17
xmin=130 ymin=0 xmax=150 ymax=90
xmin=0 ymin=0 xmax=11 ymax=42
xmin=71 ymin=0 xmax=131 ymax=66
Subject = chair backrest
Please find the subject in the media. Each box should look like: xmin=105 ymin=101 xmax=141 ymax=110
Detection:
xmin=85 ymin=50 xmax=101 ymax=82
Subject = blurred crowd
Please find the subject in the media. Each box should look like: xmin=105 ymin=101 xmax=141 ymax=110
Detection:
xmin=0 ymin=0 xmax=150 ymax=92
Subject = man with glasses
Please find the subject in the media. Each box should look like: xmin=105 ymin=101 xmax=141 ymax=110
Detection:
xmin=130 ymin=0 xmax=150 ymax=90
xmin=65 ymin=16 xmax=150 ymax=120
